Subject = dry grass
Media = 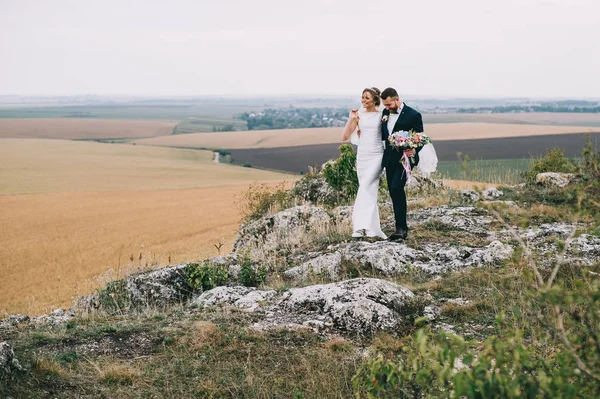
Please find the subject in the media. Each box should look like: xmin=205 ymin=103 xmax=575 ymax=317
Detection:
xmin=442 ymin=179 xmax=499 ymax=190
xmin=134 ymin=123 xmax=597 ymax=150
xmin=0 ymin=139 xmax=295 ymax=315
xmin=0 ymin=118 xmax=177 ymax=140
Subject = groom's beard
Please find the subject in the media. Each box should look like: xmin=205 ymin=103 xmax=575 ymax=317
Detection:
xmin=390 ymin=108 xmax=399 ymax=114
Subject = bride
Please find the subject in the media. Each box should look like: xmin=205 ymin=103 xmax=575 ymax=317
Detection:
xmin=341 ymin=87 xmax=387 ymax=239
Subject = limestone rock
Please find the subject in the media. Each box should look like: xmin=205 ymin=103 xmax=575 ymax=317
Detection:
xmin=191 ymin=278 xmax=418 ymax=334
xmin=459 ymin=190 xmax=480 ymax=202
xmin=189 ymin=286 xmax=277 ymax=312
xmin=32 ymin=308 xmax=74 ymax=326
xmin=283 ymin=252 xmax=343 ymax=281
xmin=292 ymin=175 xmax=337 ymax=205
xmin=481 ymin=187 xmax=504 ymax=200
xmin=275 ymin=278 xmax=416 ymax=333
xmin=126 ymin=263 xmax=189 ymax=309
xmin=0 ymin=314 xmax=30 ymax=330
xmin=535 ymin=172 xmax=576 ymax=187
xmin=0 ymin=342 xmax=22 ymax=380
xmin=233 ymin=205 xmax=331 ymax=256
xmin=409 ymin=206 xmax=494 ymax=235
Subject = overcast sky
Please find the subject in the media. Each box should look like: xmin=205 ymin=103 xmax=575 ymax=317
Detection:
xmin=1 ymin=0 xmax=598 ymax=98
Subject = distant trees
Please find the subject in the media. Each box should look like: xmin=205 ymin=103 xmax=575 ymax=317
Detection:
xmin=239 ymin=107 xmax=349 ymax=130
xmin=457 ymin=101 xmax=600 ymax=114
xmin=212 ymin=124 xmax=235 ymax=132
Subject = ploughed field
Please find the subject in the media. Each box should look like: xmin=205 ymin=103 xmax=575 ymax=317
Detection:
xmin=223 ymin=132 xmax=600 ymax=174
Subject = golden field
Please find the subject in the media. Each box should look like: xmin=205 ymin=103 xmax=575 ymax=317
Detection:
xmin=0 ymin=118 xmax=177 ymax=140
xmin=0 ymin=139 xmax=294 ymax=315
xmin=0 ymin=139 xmax=292 ymax=195
xmin=134 ymin=122 xmax=597 ymax=150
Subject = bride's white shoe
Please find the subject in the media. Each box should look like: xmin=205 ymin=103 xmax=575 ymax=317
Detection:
xmin=352 ymin=229 xmax=366 ymax=238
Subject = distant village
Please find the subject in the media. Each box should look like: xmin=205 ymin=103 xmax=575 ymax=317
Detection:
xmin=236 ymin=100 xmax=600 ymax=130
xmin=239 ymin=108 xmax=349 ymax=130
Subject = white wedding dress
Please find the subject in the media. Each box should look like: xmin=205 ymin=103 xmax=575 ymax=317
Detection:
xmin=351 ymin=111 xmax=387 ymax=239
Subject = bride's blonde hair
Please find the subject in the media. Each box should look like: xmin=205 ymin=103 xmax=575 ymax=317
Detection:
xmin=362 ymin=87 xmax=381 ymax=106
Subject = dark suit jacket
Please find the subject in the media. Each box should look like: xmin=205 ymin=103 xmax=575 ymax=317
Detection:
xmin=381 ymin=104 xmax=424 ymax=168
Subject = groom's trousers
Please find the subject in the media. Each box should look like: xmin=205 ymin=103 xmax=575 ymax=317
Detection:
xmin=385 ymin=163 xmax=408 ymax=232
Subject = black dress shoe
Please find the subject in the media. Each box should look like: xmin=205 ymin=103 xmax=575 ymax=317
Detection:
xmin=388 ymin=230 xmax=408 ymax=241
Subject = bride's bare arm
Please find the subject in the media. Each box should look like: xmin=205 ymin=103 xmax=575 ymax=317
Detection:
xmin=341 ymin=109 xmax=359 ymax=141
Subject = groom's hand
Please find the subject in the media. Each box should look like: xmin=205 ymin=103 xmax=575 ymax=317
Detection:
xmin=404 ymin=149 xmax=416 ymax=157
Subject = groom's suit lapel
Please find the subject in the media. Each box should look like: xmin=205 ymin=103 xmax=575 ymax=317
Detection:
xmin=381 ymin=109 xmax=390 ymax=139
xmin=391 ymin=103 xmax=408 ymax=133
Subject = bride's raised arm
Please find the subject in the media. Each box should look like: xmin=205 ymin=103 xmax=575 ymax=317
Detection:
xmin=341 ymin=108 xmax=359 ymax=141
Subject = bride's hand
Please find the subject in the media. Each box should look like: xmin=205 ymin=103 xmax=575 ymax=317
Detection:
xmin=349 ymin=109 xmax=359 ymax=121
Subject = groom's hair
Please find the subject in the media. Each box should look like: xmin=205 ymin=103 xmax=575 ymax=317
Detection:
xmin=381 ymin=87 xmax=399 ymax=99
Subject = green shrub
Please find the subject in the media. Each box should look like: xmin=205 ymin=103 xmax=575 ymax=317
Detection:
xmin=523 ymin=147 xmax=578 ymax=182
xmin=238 ymin=253 xmax=267 ymax=287
xmin=579 ymin=137 xmax=600 ymax=216
xmin=322 ymin=144 xmax=359 ymax=203
xmin=184 ymin=261 xmax=229 ymax=291
xmin=97 ymin=280 xmax=131 ymax=313
xmin=353 ymin=324 xmax=597 ymax=398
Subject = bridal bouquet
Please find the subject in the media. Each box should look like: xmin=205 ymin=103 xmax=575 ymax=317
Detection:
xmin=388 ymin=130 xmax=432 ymax=162
xmin=388 ymin=130 xmax=433 ymax=181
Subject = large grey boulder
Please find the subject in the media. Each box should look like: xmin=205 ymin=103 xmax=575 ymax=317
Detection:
xmin=292 ymin=175 xmax=337 ymax=205
xmin=283 ymin=252 xmax=344 ymax=281
xmin=535 ymin=172 xmax=576 ymax=187
xmin=126 ymin=264 xmax=189 ymax=308
xmin=408 ymin=206 xmax=494 ymax=235
xmin=0 ymin=342 xmax=22 ymax=380
xmin=190 ymin=286 xmax=277 ymax=312
xmin=32 ymin=308 xmax=74 ymax=326
xmin=189 ymin=278 xmax=418 ymax=334
xmin=283 ymin=239 xmax=514 ymax=283
xmin=233 ymin=205 xmax=332 ymax=256
xmin=511 ymin=223 xmax=600 ymax=266
xmin=481 ymin=187 xmax=504 ymax=200
xmin=276 ymin=278 xmax=415 ymax=333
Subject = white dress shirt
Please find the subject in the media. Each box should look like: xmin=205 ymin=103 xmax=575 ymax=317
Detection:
xmin=387 ymin=102 xmax=404 ymax=133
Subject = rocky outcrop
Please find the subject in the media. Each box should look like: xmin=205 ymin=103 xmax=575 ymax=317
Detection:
xmin=515 ymin=223 xmax=600 ymax=266
xmin=233 ymin=205 xmax=331 ymax=257
xmin=126 ymin=264 xmax=189 ymax=308
xmin=189 ymin=278 xmax=418 ymax=334
xmin=0 ymin=314 xmax=29 ymax=330
xmin=283 ymin=240 xmax=514 ymax=282
xmin=190 ymin=286 xmax=277 ymax=312
xmin=536 ymin=172 xmax=576 ymax=187
xmin=0 ymin=342 xmax=22 ymax=380
xmin=408 ymin=206 xmax=494 ymax=235
xmin=292 ymin=175 xmax=337 ymax=205
xmin=481 ymin=187 xmax=504 ymax=200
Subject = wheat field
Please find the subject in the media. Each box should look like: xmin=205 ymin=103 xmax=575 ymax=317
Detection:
xmin=134 ymin=123 xmax=597 ymax=150
xmin=0 ymin=118 xmax=177 ymax=140
xmin=0 ymin=139 xmax=294 ymax=315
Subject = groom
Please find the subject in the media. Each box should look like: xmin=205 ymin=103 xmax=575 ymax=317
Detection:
xmin=380 ymin=87 xmax=424 ymax=241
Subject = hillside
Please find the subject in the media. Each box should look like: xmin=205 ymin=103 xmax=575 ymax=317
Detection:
xmin=2 ymin=147 xmax=599 ymax=397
